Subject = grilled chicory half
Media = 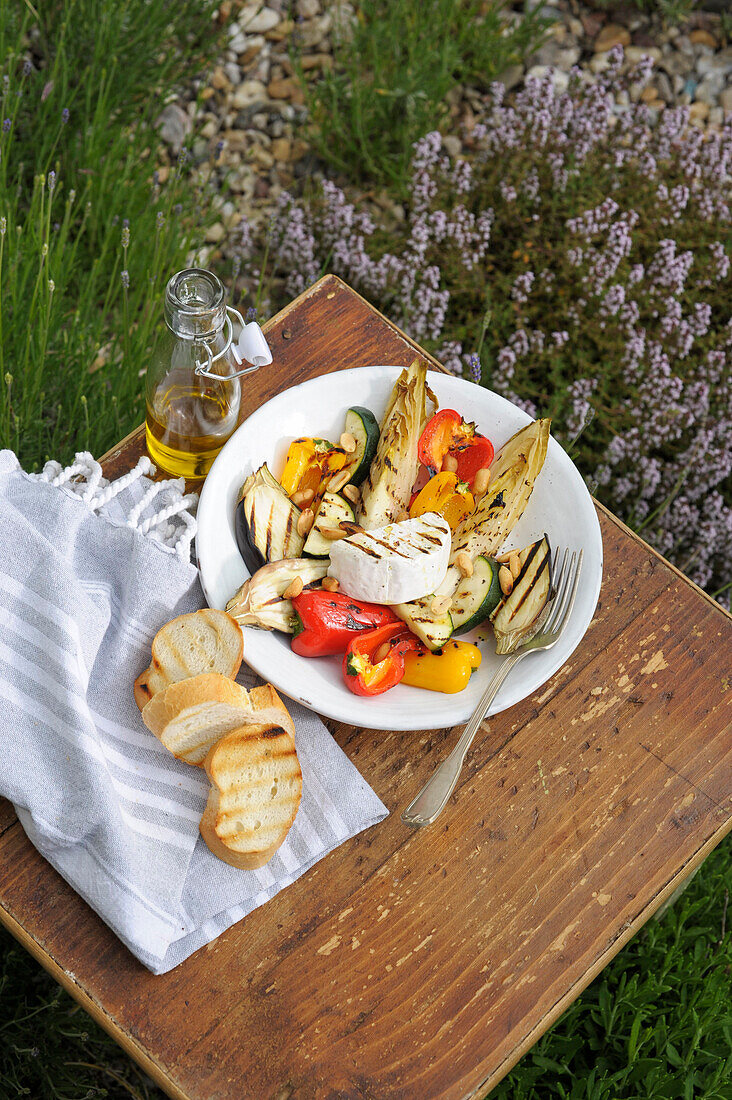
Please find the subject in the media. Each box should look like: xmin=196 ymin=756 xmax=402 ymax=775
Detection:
xmin=358 ymin=358 xmax=437 ymax=530
xmin=450 ymin=418 xmax=550 ymax=562
xmin=226 ymin=559 xmax=329 ymax=632
xmin=393 ymin=418 xmax=551 ymax=648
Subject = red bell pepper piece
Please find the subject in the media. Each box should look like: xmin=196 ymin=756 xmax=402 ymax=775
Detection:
xmin=417 ymin=409 xmax=494 ymax=487
xmin=418 ymin=409 xmax=476 ymax=474
xmin=454 ymin=434 xmax=494 ymax=484
xmin=342 ymin=622 xmax=422 ymax=697
xmin=291 ymin=590 xmax=399 ymax=658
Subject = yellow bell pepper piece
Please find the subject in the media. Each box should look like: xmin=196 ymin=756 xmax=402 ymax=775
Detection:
xmin=409 ymin=471 xmax=474 ymax=530
xmin=280 ymin=438 xmax=347 ymax=498
xmin=280 ymin=438 xmax=317 ymax=495
xmin=402 ymin=640 xmax=482 ymax=694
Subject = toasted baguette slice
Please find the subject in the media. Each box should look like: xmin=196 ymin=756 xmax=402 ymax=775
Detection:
xmin=141 ymin=674 xmax=294 ymax=765
xmin=200 ymin=721 xmax=302 ymax=869
xmin=134 ymin=609 xmax=243 ymax=711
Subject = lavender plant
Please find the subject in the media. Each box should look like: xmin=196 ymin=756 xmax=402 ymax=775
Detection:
xmin=0 ymin=0 xmax=221 ymax=468
xmin=241 ymin=51 xmax=731 ymax=602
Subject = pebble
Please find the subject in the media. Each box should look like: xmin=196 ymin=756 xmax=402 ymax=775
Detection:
xmin=689 ymin=100 xmax=709 ymax=120
xmin=155 ymin=104 xmax=192 ymax=153
xmin=689 ymin=29 xmax=718 ymax=49
xmin=594 ymin=23 xmax=631 ymax=53
xmin=241 ymin=7 xmax=281 ymax=33
xmin=442 ymin=135 xmax=462 ymax=158
xmin=231 ymin=79 xmax=268 ymax=109
xmin=165 ymin=0 xmax=732 ymax=278
xmin=205 ymin=221 xmax=226 ymax=243
xmin=695 ymin=75 xmax=726 ymax=105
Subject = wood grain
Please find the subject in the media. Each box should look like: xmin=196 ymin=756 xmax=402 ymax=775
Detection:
xmin=1 ymin=274 xmax=730 ymax=1100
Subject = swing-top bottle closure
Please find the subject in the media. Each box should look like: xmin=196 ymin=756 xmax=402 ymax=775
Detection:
xmin=164 ymin=268 xmax=272 ymax=381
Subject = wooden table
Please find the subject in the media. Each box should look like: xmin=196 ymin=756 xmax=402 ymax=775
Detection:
xmin=1 ymin=275 xmax=730 ymax=1100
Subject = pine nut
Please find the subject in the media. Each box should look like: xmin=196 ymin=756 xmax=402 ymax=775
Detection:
xmin=340 ymin=431 xmax=357 ymax=453
xmin=320 ymin=524 xmax=349 ymax=540
xmin=473 ymin=467 xmax=491 ymax=496
xmin=374 ymin=642 xmax=392 ymax=663
xmin=292 ymin=488 xmax=314 ymax=507
xmin=431 ymin=595 xmax=452 ymax=616
xmin=509 ymin=551 xmax=521 ymax=579
xmin=342 ymin=483 xmax=360 ymax=504
xmin=296 ymin=508 xmax=314 ymax=536
xmin=396 ymin=508 xmax=410 ymax=523
xmin=495 ymin=550 xmax=513 ymax=564
xmin=456 ymin=551 xmax=473 ymax=577
xmin=283 ymin=576 xmax=304 ymax=600
xmin=321 ymin=576 xmax=340 ymax=592
xmin=442 ymin=454 xmax=458 ymax=473
xmin=328 ymin=469 xmax=352 ymax=494
xmin=499 ymin=566 xmax=514 ymax=595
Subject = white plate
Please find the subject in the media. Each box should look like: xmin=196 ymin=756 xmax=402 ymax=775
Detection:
xmin=196 ymin=367 xmax=603 ymax=731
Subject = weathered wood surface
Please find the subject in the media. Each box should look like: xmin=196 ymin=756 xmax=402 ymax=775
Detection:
xmin=1 ymin=274 xmax=730 ymax=1100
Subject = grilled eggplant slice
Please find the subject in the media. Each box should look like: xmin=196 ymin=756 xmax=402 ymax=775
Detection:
xmin=358 ymin=359 xmax=436 ymax=530
xmin=450 ymin=419 xmax=550 ymax=562
xmin=302 ymin=492 xmax=356 ymax=558
xmin=490 ymin=536 xmax=552 ymax=653
xmin=226 ymin=558 xmax=329 ymax=633
xmin=235 ymin=464 xmax=304 ymax=573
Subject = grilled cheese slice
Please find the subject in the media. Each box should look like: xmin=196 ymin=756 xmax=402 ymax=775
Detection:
xmin=327 ymin=512 xmax=450 ymax=604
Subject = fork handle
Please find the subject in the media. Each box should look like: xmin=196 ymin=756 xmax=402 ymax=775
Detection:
xmin=401 ymin=650 xmax=525 ymax=828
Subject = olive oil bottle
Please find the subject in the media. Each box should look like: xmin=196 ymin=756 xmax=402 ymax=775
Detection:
xmin=145 ymin=269 xmax=268 ymax=481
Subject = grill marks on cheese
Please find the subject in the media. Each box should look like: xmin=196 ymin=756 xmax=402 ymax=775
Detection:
xmin=328 ymin=513 xmax=451 ymax=604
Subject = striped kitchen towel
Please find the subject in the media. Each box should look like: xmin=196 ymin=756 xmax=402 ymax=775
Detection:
xmin=0 ymin=450 xmax=387 ymax=973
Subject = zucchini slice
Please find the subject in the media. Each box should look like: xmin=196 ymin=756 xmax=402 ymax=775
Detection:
xmin=341 ymin=406 xmax=380 ymax=487
xmin=490 ymin=536 xmax=552 ymax=654
xmin=392 ymin=593 xmax=454 ymax=652
xmin=302 ymin=492 xmax=356 ymax=557
xmin=450 ymin=556 xmax=502 ymax=635
xmin=235 ymin=464 xmax=303 ymax=573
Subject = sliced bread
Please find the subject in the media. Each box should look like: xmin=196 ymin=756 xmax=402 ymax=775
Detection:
xmin=134 ymin=609 xmax=243 ymax=711
xmin=141 ymin=674 xmax=294 ymax=766
xmin=200 ymin=721 xmax=302 ymax=869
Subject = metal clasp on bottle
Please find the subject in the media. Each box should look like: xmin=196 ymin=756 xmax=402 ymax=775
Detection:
xmin=193 ymin=306 xmax=272 ymax=381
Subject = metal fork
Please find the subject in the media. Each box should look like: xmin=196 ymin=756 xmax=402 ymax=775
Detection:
xmin=401 ymin=547 xmax=584 ymax=828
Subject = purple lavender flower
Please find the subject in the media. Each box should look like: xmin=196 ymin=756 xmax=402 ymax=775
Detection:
xmin=47 ymin=170 xmax=56 ymax=193
xmin=121 ymin=270 xmax=130 ymax=289
xmin=2 ymin=119 xmax=11 ymax=133
xmin=467 ymin=353 xmax=481 ymax=384
xmin=245 ymin=306 xmax=258 ymax=322
xmin=61 ymin=107 xmax=69 ymax=125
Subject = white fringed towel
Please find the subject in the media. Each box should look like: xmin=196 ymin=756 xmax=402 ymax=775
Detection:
xmin=0 ymin=450 xmax=387 ymax=973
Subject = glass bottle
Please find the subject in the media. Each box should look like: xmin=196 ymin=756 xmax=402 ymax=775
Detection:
xmin=145 ymin=268 xmax=268 ymax=481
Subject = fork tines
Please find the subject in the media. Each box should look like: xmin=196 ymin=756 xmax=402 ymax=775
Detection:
xmin=545 ymin=547 xmax=583 ymax=636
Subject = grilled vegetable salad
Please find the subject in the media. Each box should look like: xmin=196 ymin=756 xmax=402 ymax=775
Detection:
xmin=226 ymin=359 xmax=553 ymax=698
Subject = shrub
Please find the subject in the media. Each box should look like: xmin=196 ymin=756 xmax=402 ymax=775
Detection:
xmin=0 ymin=0 xmax=222 ymax=470
xmin=243 ymin=51 xmax=732 ymax=603
xmin=295 ymin=0 xmax=547 ymax=192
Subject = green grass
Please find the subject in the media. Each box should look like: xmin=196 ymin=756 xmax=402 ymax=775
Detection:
xmin=1 ymin=839 xmax=729 ymax=1098
xmin=0 ymin=0 xmax=222 ymax=470
xmin=295 ymin=0 xmax=547 ymax=193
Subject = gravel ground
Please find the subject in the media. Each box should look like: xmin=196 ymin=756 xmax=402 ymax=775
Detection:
xmin=152 ymin=0 xmax=732 ymax=285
